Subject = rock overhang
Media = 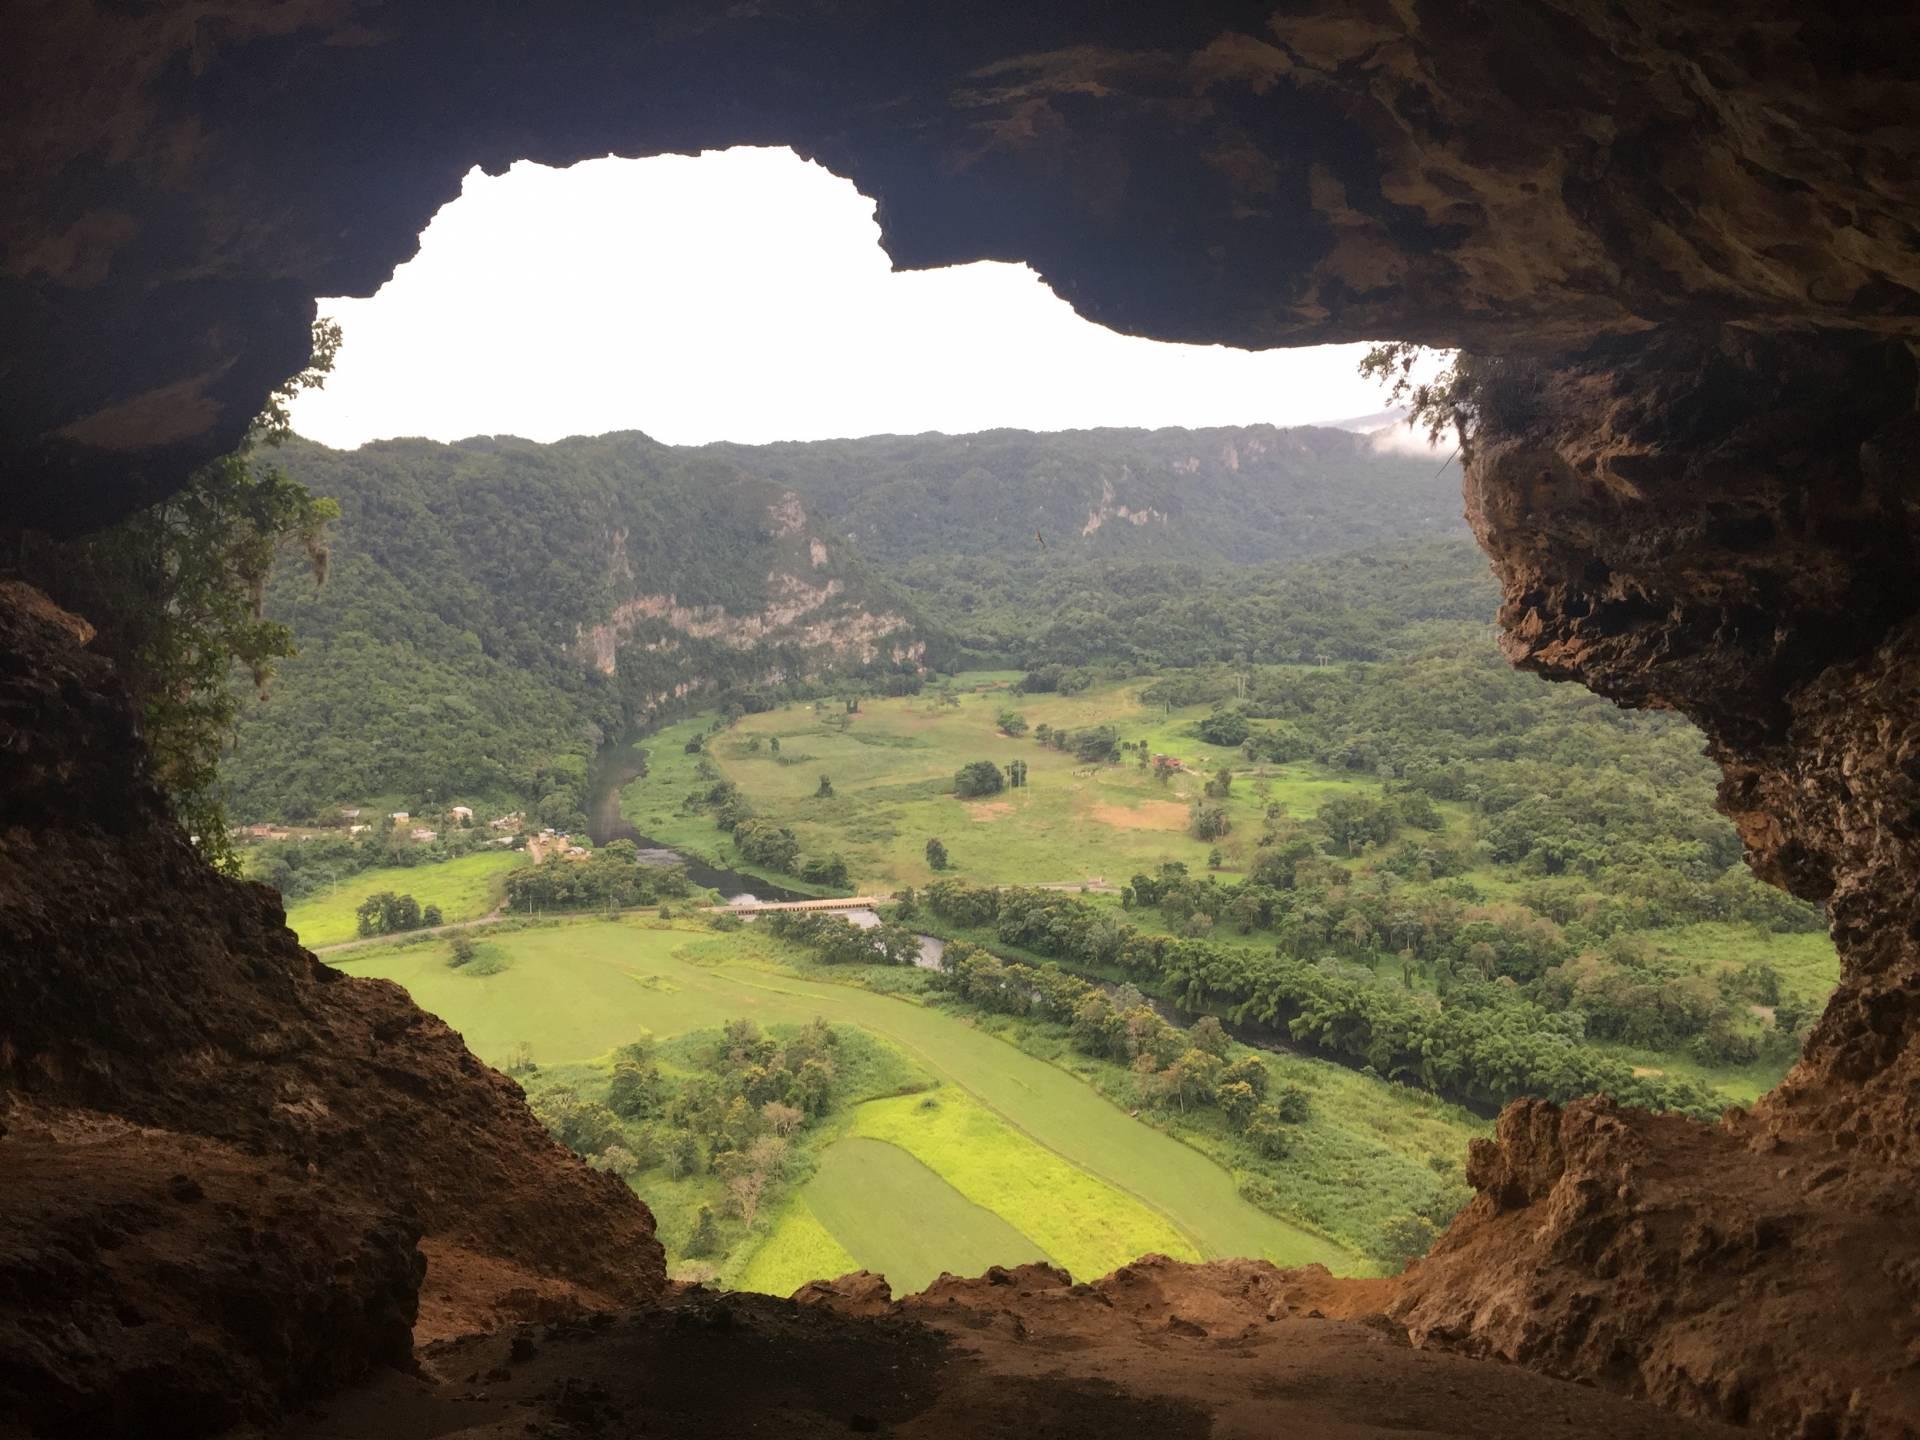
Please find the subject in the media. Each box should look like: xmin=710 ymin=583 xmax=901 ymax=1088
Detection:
xmin=5 ymin=2 xmax=1920 ymax=534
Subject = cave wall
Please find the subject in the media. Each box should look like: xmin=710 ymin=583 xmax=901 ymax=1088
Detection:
xmin=5 ymin=2 xmax=1918 ymax=534
xmin=1464 ymin=329 xmax=1920 ymax=1133
xmin=7 ymin=3 xmax=1920 ymax=1435
xmin=1377 ymin=328 xmax=1920 ymax=1435
xmin=0 ymin=582 xmax=666 ymax=1428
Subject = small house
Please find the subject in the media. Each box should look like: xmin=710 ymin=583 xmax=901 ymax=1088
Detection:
xmin=410 ymin=827 xmax=438 ymax=842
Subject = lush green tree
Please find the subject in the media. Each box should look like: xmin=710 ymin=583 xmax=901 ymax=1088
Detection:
xmin=1189 ymin=802 xmax=1232 ymax=841
xmin=1196 ymin=709 xmax=1251 ymax=746
xmin=1244 ymin=1105 xmax=1295 ymax=1159
xmin=815 ymin=774 xmax=834 ymax=798
xmin=997 ymin=708 xmax=1029 ymax=736
xmin=666 ymin=1130 xmax=703 ymax=1179
xmin=686 ymin=1205 xmax=720 ymax=1257
xmin=607 ymin=1060 xmax=665 ymax=1119
xmin=26 ymin=319 xmax=343 ymax=866
xmin=1217 ymin=1079 xmax=1258 ymax=1126
xmin=953 ymin=760 xmax=1007 ymax=798
xmin=1377 ymin=1212 xmax=1441 ymax=1269
xmin=926 ymin=837 xmax=949 ymax=871
xmin=588 ymin=1144 xmax=640 ymax=1178
xmin=800 ymin=854 xmax=851 ymax=889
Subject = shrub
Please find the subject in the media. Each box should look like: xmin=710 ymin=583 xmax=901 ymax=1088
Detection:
xmin=953 ymin=760 xmax=1006 ymax=798
xmin=1196 ymin=709 xmax=1250 ymax=746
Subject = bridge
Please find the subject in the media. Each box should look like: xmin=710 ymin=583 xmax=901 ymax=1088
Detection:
xmin=702 ymin=894 xmax=893 ymax=914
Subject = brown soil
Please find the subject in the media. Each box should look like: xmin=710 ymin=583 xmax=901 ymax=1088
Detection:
xmin=1091 ymin=800 xmax=1189 ymax=831
xmin=265 ymin=1261 xmax=1741 ymax=1440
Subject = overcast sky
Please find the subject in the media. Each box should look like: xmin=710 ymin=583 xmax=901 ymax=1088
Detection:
xmin=290 ymin=147 xmax=1433 ymax=450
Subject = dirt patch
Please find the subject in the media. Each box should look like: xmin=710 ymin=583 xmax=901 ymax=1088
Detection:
xmin=1091 ymin=801 xmax=1189 ymax=831
xmin=1629 ymin=1066 xmax=1664 ymax=1078
xmin=967 ymin=802 xmax=1013 ymax=821
xmin=284 ymin=1262 xmax=1741 ymax=1440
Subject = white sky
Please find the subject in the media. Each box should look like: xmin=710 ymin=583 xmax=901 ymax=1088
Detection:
xmin=291 ymin=147 xmax=1433 ymax=449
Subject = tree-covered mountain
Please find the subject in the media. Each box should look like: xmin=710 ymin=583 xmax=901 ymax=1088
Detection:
xmin=226 ymin=423 xmax=1472 ymax=822
xmin=699 ymin=424 xmax=1463 ymax=567
xmin=225 ymin=433 xmax=922 ymax=823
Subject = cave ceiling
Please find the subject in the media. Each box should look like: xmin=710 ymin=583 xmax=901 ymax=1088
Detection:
xmin=4 ymin=1 xmax=1919 ymax=536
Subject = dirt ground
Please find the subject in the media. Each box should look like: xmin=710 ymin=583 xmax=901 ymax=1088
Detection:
xmin=1089 ymin=799 xmax=1190 ymax=830
xmin=260 ymin=1260 xmax=1742 ymax=1440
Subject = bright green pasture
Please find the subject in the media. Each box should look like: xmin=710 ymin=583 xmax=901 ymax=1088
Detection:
xmin=1649 ymin=924 xmax=1840 ymax=1005
xmin=778 ymin=1136 xmax=1047 ymax=1296
xmin=285 ymin=850 xmax=524 ymax=946
xmin=735 ymin=1199 xmax=860 ymax=1295
xmin=622 ymin=683 xmax=1375 ymax=893
xmin=331 ymin=919 xmax=1353 ymax=1272
xmin=848 ymin=1087 xmax=1197 ymax=1278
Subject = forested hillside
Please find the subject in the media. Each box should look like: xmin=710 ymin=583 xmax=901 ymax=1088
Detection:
xmin=229 ymin=424 xmax=1470 ymax=822
xmin=226 ymin=433 xmax=921 ymax=823
xmin=700 ymin=425 xmax=1462 ymax=566
xmin=705 ymin=424 xmax=1472 ymax=670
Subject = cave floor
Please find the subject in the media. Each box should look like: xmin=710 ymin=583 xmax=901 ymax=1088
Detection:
xmin=262 ymin=1262 xmax=1737 ymax=1440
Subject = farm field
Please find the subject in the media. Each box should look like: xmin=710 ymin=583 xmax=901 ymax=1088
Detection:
xmin=763 ymin=1136 xmax=1048 ymax=1296
xmin=330 ymin=918 xmax=1358 ymax=1285
xmin=631 ymin=665 xmax=1846 ymax=1110
xmin=621 ymin=676 xmax=1365 ymax=893
xmin=284 ymin=849 xmax=525 ymax=947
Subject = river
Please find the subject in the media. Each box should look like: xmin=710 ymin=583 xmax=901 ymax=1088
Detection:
xmin=586 ymin=735 xmax=807 ymax=903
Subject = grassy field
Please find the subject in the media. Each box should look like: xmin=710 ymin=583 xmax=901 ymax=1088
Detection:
xmin=776 ymin=1136 xmax=1048 ymax=1296
xmin=331 ymin=918 xmax=1356 ymax=1282
xmin=285 ymin=850 xmax=525 ymax=947
xmin=844 ymin=1085 xmax=1199 ymax=1277
xmin=735 ymin=1197 xmax=860 ymax=1295
xmin=621 ymin=679 xmax=1370 ymax=893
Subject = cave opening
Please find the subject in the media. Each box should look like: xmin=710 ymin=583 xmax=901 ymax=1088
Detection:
xmin=5 ymin=8 xmax=1919 ymax=1439
xmin=73 ymin=143 xmax=1839 ymax=1303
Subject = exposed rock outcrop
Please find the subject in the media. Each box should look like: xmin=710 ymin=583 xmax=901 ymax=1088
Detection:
xmin=0 ymin=582 xmax=665 ymax=1429
xmin=273 ymin=1263 xmax=1741 ymax=1440
xmin=1393 ymin=1098 xmax=1920 ymax=1437
xmin=1414 ymin=328 xmax=1920 ymax=1435
xmin=0 ymin=1101 xmax=420 ymax=1439
xmin=6 ymin=3 xmax=1919 ymax=534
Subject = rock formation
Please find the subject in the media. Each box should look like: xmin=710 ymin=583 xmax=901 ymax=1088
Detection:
xmin=5 ymin=3 xmax=1917 ymax=533
xmin=5 ymin=3 xmax=1920 ymax=1436
xmin=274 ymin=1260 xmax=1743 ymax=1440
xmin=0 ymin=584 xmax=665 ymax=1431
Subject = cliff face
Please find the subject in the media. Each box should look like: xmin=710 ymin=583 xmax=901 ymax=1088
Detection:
xmin=0 ymin=583 xmax=665 ymax=1430
xmin=1387 ymin=330 xmax=1920 ymax=1436
xmin=6 ymin=4 xmax=1920 ymax=1437
xmin=577 ymin=491 xmax=920 ymax=687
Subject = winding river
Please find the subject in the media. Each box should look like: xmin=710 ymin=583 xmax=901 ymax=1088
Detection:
xmin=585 ymin=735 xmax=807 ymax=902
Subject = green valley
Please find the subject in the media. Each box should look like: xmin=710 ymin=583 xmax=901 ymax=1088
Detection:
xmin=330 ymin=919 xmax=1382 ymax=1288
xmin=238 ymin=419 xmax=1837 ymax=1305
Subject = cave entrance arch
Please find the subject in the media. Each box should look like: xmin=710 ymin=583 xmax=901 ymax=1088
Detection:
xmin=7 ymin=6 xmax=1920 ymax=1436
